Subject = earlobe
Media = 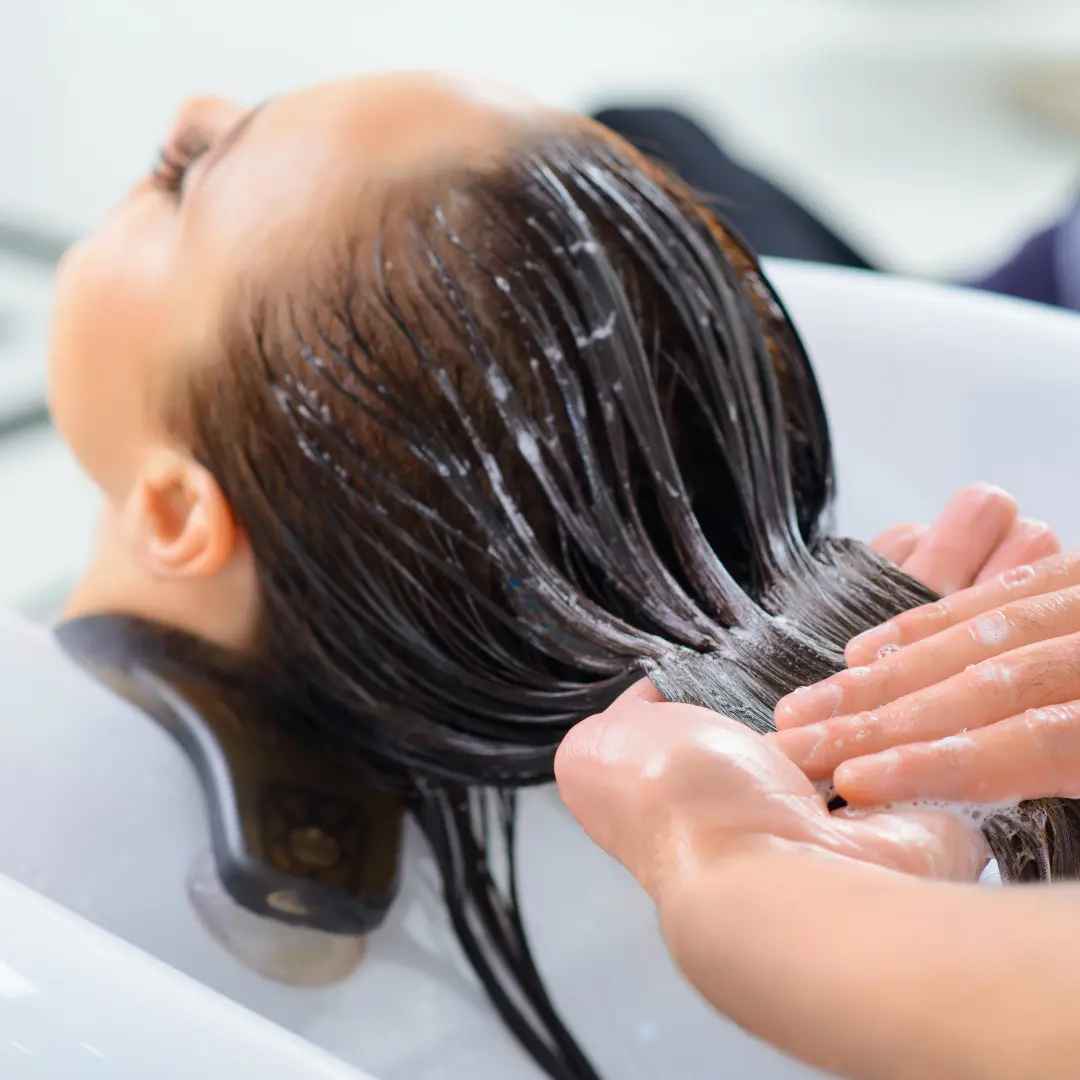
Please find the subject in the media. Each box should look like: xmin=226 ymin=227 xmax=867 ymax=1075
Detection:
xmin=127 ymin=455 xmax=239 ymax=581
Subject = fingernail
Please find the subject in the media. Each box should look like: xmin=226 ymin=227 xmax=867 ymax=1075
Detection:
xmin=1018 ymin=517 xmax=1051 ymax=537
xmin=776 ymin=682 xmax=843 ymax=726
xmin=971 ymin=482 xmax=1014 ymax=502
xmin=848 ymin=621 xmax=900 ymax=661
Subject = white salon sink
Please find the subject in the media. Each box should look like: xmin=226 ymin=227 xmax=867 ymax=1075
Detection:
xmin=1 ymin=264 xmax=1080 ymax=1079
xmin=0 ymin=623 xmax=819 ymax=1080
xmin=0 ymin=875 xmax=371 ymax=1079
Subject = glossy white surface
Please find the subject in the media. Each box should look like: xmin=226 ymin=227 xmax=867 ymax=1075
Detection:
xmin=0 ymin=267 xmax=1079 ymax=1078
xmin=0 ymin=617 xmax=783 ymax=1079
xmin=766 ymin=260 xmax=1080 ymax=547
xmin=0 ymin=874 xmax=371 ymax=1078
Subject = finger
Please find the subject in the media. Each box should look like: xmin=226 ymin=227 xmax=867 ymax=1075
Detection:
xmin=556 ymin=699 xmax=773 ymax=896
xmin=555 ymin=679 xmax=665 ymax=790
xmin=834 ymin=700 xmax=1080 ymax=805
xmin=555 ymin=708 xmax=641 ymax=869
xmin=556 ymin=695 xmax=715 ymax=871
xmin=868 ymin=522 xmax=926 ymax=566
xmin=616 ymin=677 xmax=667 ymax=707
xmin=840 ymin=811 xmax=991 ymax=881
xmin=898 ymin=484 xmax=1017 ymax=595
xmin=775 ymin=584 xmax=1080 ymax=729
xmin=769 ymin=631 xmax=1080 ymax=780
xmin=975 ymin=518 xmax=1060 ymax=584
xmin=844 ymin=549 xmax=1080 ymax=667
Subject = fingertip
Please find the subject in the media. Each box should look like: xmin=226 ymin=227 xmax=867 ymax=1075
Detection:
xmin=557 ymin=681 xmax=663 ymax=779
xmin=766 ymin=724 xmax=826 ymax=776
xmin=558 ymin=680 xmax=661 ymax=775
xmin=772 ymin=695 xmax=802 ymax=730
xmin=966 ymin=482 xmax=1018 ymax=514
xmin=614 ymin=677 xmax=667 ymax=707
xmin=974 ymin=518 xmax=1062 ymax=584
xmin=844 ymin=640 xmax=869 ymax=667
xmin=869 ymin=521 xmax=926 ymax=566
xmin=773 ymin=682 xmax=843 ymax=730
xmin=555 ymin=712 xmax=618 ymax=830
xmin=902 ymin=484 xmax=1018 ymax=595
xmin=845 ymin=621 xmax=901 ymax=667
xmin=833 ymin=753 xmax=897 ymax=805
xmin=555 ymin=709 xmax=614 ymax=782
xmin=554 ymin=715 xmax=595 ymax=777
xmin=1016 ymin=518 xmax=1060 ymax=555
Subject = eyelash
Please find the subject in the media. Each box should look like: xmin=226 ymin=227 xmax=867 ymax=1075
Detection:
xmin=152 ymin=133 xmax=210 ymax=195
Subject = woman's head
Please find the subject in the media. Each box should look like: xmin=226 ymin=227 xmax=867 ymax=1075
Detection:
xmin=51 ymin=73 xmax=553 ymax=647
xmin=54 ymin=70 xmax=856 ymax=784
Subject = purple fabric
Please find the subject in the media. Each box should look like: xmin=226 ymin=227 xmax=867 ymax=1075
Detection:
xmin=971 ymin=224 xmax=1061 ymax=308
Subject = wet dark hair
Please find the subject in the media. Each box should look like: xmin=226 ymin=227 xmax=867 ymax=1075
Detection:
xmin=160 ymin=122 xmax=1080 ymax=1078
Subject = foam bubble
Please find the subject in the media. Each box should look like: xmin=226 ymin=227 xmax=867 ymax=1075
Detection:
xmin=865 ymin=798 xmax=1018 ymax=827
xmin=1000 ymin=565 xmax=1036 ymax=589
xmin=970 ymin=610 xmax=1010 ymax=647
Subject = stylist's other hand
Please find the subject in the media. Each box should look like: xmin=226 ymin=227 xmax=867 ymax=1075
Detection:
xmin=556 ymin=681 xmax=988 ymax=908
xmin=866 ymin=483 xmax=1057 ymax=594
xmin=769 ymin=549 xmax=1080 ymax=806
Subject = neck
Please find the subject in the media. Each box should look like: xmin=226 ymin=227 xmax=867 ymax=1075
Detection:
xmin=63 ymin=506 xmax=257 ymax=653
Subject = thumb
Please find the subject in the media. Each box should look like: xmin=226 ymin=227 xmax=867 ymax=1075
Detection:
xmin=555 ymin=680 xmax=668 ymax=894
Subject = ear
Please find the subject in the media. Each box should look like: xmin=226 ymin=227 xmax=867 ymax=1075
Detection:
xmin=121 ymin=449 xmax=239 ymax=581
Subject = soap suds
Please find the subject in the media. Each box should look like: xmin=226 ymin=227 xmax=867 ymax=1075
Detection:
xmin=970 ymin=610 xmax=1010 ymax=647
xmin=861 ymin=798 xmax=1019 ymax=828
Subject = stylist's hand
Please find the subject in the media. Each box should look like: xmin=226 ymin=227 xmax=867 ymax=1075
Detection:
xmin=866 ymin=482 xmax=1057 ymax=594
xmin=769 ymin=549 xmax=1080 ymax=807
xmin=555 ymin=681 xmax=988 ymax=908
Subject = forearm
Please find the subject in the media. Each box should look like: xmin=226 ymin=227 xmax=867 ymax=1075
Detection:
xmin=658 ymin=841 xmax=1080 ymax=1080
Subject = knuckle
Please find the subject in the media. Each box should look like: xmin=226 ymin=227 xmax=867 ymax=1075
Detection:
xmin=1043 ymin=550 xmax=1080 ymax=584
xmin=999 ymin=564 xmax=1038 ymax=589
xmin=839 ymin=665 xmax=876 ymax=703
xmin=965 ymin=659 xmax=1020 ymax=703
xmin=927 ymin=733 xmax=978 ymax=770
xmin=1014 ymin=645 xmax=1080 ymax=707
xmin=846 ymin=710 xmax=880 ymax=747
xmin=1019 ymin=705 xmax=1080 ymax=790
xmin=896 ymin=598 xmax=952 ymax=634
xmin=968 ymin=609 xmax=1011 ymax=648
xmin=1021 ymin=705 xmax=1075 ymax=753
xmin=1005 ymin=589 xmax=1080 ymax=639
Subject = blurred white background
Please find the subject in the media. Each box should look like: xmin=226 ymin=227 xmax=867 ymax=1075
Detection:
xmin=3 ymin=0 xmax=1080 ymax=613
xmin=6 ymin=0 xmax=1080 ymax=274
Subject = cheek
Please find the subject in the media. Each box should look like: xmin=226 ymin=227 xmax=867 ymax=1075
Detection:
xmin=48 ymin=221 xmax=170 ymax=496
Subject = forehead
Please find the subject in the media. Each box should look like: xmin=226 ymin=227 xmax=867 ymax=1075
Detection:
xmin=270 ymin=73 xmax=539 ymax=166
xmin=175 ymin=74 xmax=546 ymax=309
xmin=165 ymin=74 xmax=554 ymax=378
xmin=191 ymin=76 xmax=537 ymax=236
